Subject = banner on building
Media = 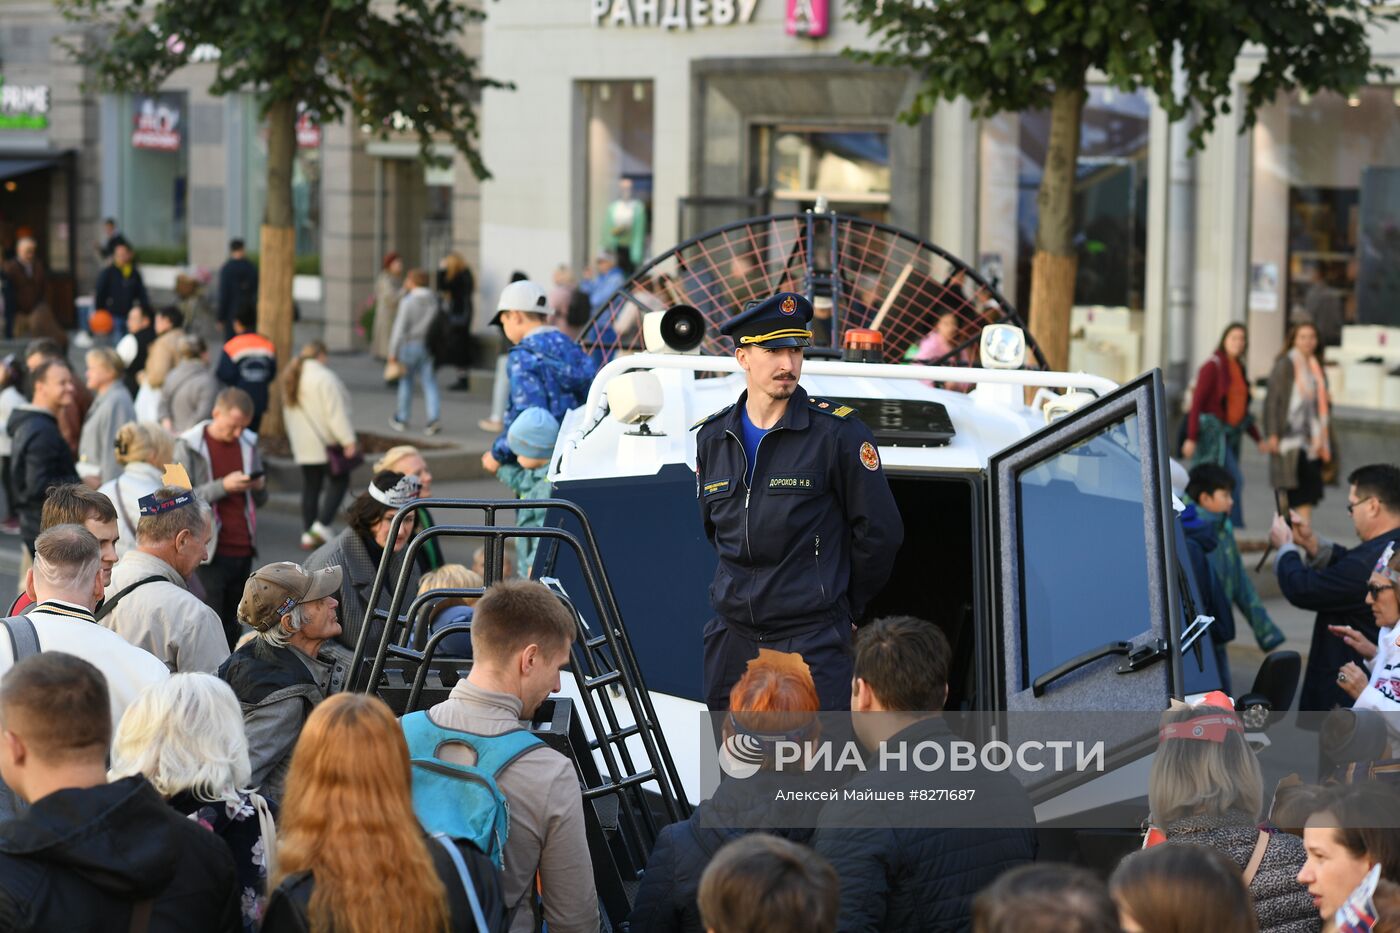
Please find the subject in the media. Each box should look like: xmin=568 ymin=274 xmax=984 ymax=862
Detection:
xmin=131 ymin=97 xmax=181 ymax=151
xmin=785 ymin=0 xmax=828 ymax=37
xmin=296 ymin=110 xmax=322 ymax=149
xmin=0 ymin=77 xmax=50 ymax=131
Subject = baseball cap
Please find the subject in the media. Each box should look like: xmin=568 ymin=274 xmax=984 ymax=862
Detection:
xmin=238 ymin=561 xmax=343 ymax=633
xmin=490 ymin=280 xmax=550 ymax=327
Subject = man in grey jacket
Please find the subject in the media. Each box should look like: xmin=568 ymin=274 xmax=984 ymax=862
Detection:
xmin=100 ymin=485 xmax=227 ymax=674
xmin=218 ymin=560 xmax=342 ymax=803
xmin=174 ymin=387 xmax=268 ymax=648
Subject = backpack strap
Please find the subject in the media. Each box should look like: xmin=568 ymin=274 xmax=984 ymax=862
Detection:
xmin=1242 ymin=829 xmax=1270 ymax=888
xmin=2 ymin=616 xmax=39 ymax=662
xmin=95 ymin=576 xmax=166 ymax=622
xmin=433 ymin=833 xmax=490 ymax=933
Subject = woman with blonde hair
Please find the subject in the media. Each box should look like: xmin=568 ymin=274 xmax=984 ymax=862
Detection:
xmin=418 ymin=563 xmax=483 ymax=657
xmin=78 ymin=346 xmax=136 ymax=486
xmin=110 ymin=672 xmax=275 ymax=932
xmin=1149 ymin=703 xmax=1315 ymax=933
xmin=98 ymin=420 xmax=174 ymax=556
xmin=375 ymin=444 xmax=441 ymax=569
xmin=261 ymin=693 xmax=508 ymax=933
xmin=283 ymin=340 xmax=358 ymax=550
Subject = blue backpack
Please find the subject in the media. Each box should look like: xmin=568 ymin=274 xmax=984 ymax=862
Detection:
xmin=401 ymin=711 xmax=544 ymax=870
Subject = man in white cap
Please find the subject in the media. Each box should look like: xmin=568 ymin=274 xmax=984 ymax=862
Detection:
xmin=217 ymin=560 xmax=343 ymax=803
xmin=481 ymin=281 xmax=595 ymax=477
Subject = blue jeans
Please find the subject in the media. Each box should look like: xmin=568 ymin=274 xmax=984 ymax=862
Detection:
xmin=396 ymin=341 xmax=441 ymax=424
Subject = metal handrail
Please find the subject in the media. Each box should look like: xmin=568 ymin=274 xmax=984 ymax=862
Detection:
xmin=351 ymin=499 xmax=692 ymax=827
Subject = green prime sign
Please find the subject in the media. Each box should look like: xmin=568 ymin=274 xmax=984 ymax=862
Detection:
xmin=0 ymin=77 xmax=50 ymax=131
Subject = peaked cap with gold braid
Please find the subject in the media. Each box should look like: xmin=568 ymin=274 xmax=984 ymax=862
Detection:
xmin=719 ymin=291 xmax=814 ymax=349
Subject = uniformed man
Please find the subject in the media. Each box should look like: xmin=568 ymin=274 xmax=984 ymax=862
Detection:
xmin=693 ymin=292 xmax=903 ymax=711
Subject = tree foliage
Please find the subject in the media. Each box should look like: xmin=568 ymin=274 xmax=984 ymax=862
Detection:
xmin=58 ymin=0 xmax=507 ymax=178
xmin=846 ymin=0 xmax=1396 ymax=148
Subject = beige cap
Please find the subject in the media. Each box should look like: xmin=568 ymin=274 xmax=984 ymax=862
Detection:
xmin=237 ymin=561 xmax=343 ymax=632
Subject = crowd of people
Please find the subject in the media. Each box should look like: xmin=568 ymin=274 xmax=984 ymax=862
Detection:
xmin=5 ymin=540 xmax=1400 ymax=932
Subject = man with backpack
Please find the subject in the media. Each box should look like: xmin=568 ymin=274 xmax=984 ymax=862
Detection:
xmin=409 ymin=579 xmax=599 ymax=933
xmin=0 ymin=525 xmax=168 ymax=750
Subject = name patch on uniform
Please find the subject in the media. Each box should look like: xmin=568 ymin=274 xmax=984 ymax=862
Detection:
xmin=768 ymin=475 xmax=815 ymax=491
xmin=703 ymin=478 xmax=732 ymax=497
xmin=859 ymin=441 xmax=881 ymax=471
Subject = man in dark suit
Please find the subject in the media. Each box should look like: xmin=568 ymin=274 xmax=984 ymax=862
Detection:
xmin=1272 ymin=463 xmax=1400 ymax=710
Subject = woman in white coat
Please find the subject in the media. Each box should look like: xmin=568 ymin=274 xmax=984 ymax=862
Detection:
xmin=283 ymin=341 xmax=358 ymax=550
xmin=98 ymin=421 xmax=174 ymax=557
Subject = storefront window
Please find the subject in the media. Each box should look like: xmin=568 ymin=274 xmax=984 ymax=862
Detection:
xmin=978 ymin=87 xmax=1151 ymax=317
xmin=581 ymin=80 xmax=654 ymax=273
xmin=753 ymin=126 xmax=891 ymax=223
xmin=242 ymin=98 xmax=322 ymax=274
xmin=121 ymin=92 xmax=189 ymax=265
xmin=1247 ymin=87 xmax=1400 ymax=352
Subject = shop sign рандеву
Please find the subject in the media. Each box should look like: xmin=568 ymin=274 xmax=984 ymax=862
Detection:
xmin=592 ymin=0 xmax=759 ymax=29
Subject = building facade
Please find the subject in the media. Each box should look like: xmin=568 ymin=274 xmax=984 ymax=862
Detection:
xmin=4 ymin=0 xmax=1399 ymax=400
xmin=0 ymin=0 xmax=482 ymax=352
xmin=477 ymin=0 xmax=1400 ymax=406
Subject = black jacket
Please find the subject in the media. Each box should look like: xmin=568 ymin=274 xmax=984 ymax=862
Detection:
xmin=694 ymin=387 xmax=903 ymax=632
xmin=1282 ymin=528 xmax=1400 ymax=710
xmin=628 ymin=775 xmax=815 ymax=933
xmin=0 ymin=775 xmax=240 ymax=932
xmin=94 ymin=264 xmax=150 ymax=320
xmin=218 ymin=256 xmax=259 ymax=324
xmin=261 ymin=833 xmax=510 ymax=932
xmin=811 ymin=718 xmax=1037 ymax=932
xmin=8 ymin=405 xmax=79 ymax=543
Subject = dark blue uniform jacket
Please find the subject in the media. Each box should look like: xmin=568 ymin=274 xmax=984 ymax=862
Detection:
xmin=694 ymin=386 xmax=903 ymax=633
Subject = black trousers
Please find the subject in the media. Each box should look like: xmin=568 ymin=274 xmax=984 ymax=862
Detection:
xmin=301 ymin=464 xmax=350 ymax=530
xmin=198 ymin=553 xmax=254 ymax=649
xmin=702 ymin=616 xmax=854 ymax=713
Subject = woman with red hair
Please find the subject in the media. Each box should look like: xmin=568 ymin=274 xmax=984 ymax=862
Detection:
xmin=371 ymin=252 xmax=404 ymax=362
xmin=260 ymin=693 xmax=509 ymax=933
xmin=628 ymin=650 xmax=822 ymax=933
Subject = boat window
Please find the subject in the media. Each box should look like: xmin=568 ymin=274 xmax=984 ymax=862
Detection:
xmin=1015 ymin=412 xmax=1151 ymax=689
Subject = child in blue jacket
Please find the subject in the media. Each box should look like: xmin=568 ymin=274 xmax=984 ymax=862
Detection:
xmin=496 ymin=407 xmax=559 ymax=577
xmin=1187 ymin=463 xmax=1286 ymax=651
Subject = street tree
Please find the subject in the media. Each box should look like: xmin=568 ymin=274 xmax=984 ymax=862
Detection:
xmin=846 ymin=0 xmax=1395 ymax=370
xmin=59 ymin=0 xmax=505 ymax=432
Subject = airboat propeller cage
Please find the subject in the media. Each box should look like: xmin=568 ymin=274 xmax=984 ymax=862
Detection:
xmin=643 ymin=305 xmax=706 ymax=355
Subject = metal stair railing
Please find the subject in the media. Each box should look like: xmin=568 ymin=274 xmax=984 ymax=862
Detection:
xmin=348 ymin=498 xmax=693 ymax=924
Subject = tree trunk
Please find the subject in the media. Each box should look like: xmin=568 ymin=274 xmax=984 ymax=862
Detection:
xmin=256 ymin=97 xmax=298 ymax=438
xmin=1029 ymin=84 xmax=1086 ymax=372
